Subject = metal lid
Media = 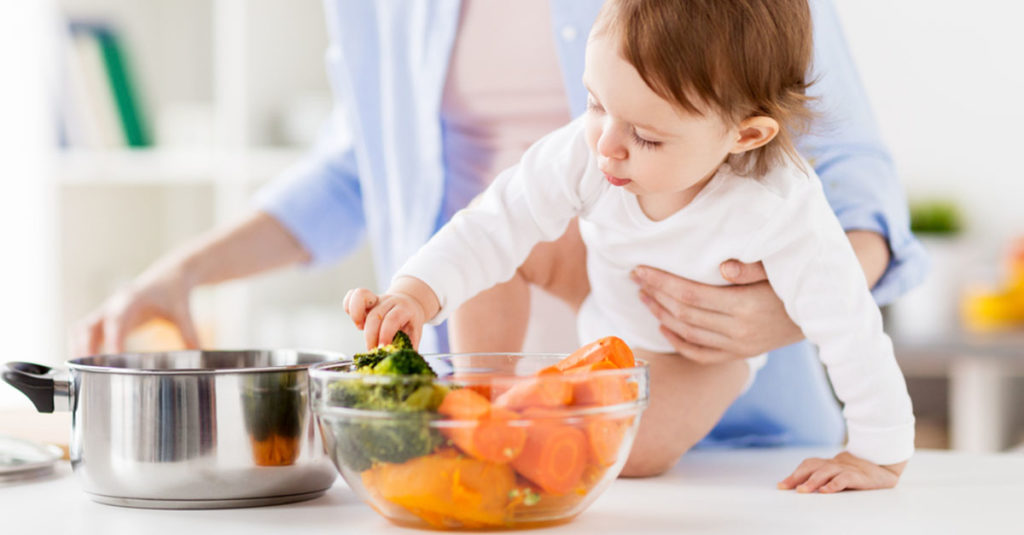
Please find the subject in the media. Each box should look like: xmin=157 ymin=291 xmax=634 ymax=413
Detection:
xmin=0 ymin=434 xmax=63 ymax=483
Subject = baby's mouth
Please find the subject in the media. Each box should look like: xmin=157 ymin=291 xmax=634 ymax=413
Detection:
xmin=605 ymin=173 xmax=632 ymax=187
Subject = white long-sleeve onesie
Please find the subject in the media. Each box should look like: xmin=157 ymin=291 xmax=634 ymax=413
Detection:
xmin=396 ymin=117 xmax=915 ymax=465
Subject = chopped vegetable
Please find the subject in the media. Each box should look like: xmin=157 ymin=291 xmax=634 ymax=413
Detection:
xmin=438 ymin=388 xmax=527 ymax=464
xmin=361 ymin=449 xmax=517 ymax=529
xmin=493 ymin=375 xmax=572 ymax=410
xmin=328 ymin=331 xmax=446 ymax=471
xmin=510 ymin=408 xmax=589 ymax=495
xmin=565 ymin=361 xmax=636 ymax=407
xmin=585 ymin=416 xmax=632 ymax=467
xmin=351 ymin=336 xmax=643 ymax=527
xmin=352 ymin=330 xmax=434 ymax=377
xmin=555 ymin=336 xmax=635 ymax=371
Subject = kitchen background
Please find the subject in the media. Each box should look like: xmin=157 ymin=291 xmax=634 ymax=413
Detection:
xmin=1 ymin=1 xmax=1023 ymax=453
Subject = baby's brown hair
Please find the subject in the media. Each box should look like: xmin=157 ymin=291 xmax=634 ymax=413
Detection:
xmin=597 ymin=0 xmax=815 ymax=177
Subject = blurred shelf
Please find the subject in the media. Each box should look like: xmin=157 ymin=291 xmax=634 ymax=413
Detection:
xmin=56 ymin=147 xmax=305 ymax=185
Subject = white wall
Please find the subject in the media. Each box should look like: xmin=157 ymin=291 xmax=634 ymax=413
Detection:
xmin=0 ymin=0 xmax=59 ymax=406
xmin=834 ymin=0 xmax=1024 ymax=244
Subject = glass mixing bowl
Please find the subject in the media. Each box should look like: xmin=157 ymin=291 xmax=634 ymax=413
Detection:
xmin=310 ymin=353 xmax=649 ymax=530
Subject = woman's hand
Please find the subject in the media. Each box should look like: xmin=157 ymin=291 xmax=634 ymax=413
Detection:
xmin=632 ymin=230 xmax=890 ymax=364
xmin=631 ymin=260 xmax=803 ymax=364
xmin=777 ymin=451 xmax=907 ymax=493
xmin=71 ymin=262 xmax=200 ymax=357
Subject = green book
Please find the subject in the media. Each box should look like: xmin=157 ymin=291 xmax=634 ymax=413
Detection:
xmin=94 ymin=29 xmax=150 ymax=147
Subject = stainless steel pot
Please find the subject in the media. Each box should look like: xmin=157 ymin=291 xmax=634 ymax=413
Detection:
xmin=2 ymin=350 xmax=344 ymax=509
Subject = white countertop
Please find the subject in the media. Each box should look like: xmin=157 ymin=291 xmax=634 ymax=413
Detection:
xmin=2 ymin=447 xmax=1020 ymax=534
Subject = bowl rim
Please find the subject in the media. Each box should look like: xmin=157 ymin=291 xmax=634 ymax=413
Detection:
xmin=309 ymin=352 xmax=650 ymax=418
xmin=308 ymin=352 xmax=650 ymax=386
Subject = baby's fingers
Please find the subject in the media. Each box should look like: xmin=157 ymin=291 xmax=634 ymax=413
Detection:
xmin=796 ymin=464 xmax=843 ymax=494
xmin=819 ymin=472 xmax=860 ymax=494
xmin=362 ymin=302 xmax=391 ymax=350
xmin=378 ymin=306 xmax=418 ymax=351
xmin=345 ymin=288 xmax=379 ymax=329
xmin=777 ymin=457 xmax=826 ymax=490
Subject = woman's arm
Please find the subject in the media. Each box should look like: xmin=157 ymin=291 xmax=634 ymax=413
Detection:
xmin=72 ymin=212 xmax=309 ymax=356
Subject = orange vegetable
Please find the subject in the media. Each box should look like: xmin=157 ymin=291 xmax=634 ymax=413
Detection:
xmin=585 ymin=416 xmax=633 ymax=467
xmin=555 ymin=336 xmax=635 ymax=371
xmin=249 ymin=434 xmax=299 ymax=466
xmin=511 ymin=409 xmax=589 ymax=495
xmin=438 ymin=387 xmax=490 ymax=419
xmin=573 ymin=377 xmax=634 ymax=407
xmin=438 ymin=388 xmax=526 ymax=464
xmin=451 ymin=372 xmax=513 ymax=400
xmin=510 ymin=464 xmax=608 ymax=522
xmin=494 ymin=374 xmax=572 ymax=409
xmin=561 ymin=358 xmax=636 ymax=407
xmin=361 ymin=449 xmax=516 ymax=529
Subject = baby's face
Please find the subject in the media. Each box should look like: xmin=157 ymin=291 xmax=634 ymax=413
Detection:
xmin=582 ymin=32 xmax=739 ymax=214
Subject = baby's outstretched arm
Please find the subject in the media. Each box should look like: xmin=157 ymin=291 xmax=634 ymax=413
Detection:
xmin=343 ymin=276 xmax=440 ymax=350
xmin=778 ymin=451 xmax=907 ymax=494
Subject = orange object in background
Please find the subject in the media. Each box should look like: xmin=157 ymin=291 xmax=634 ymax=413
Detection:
xmin=123 ymin=318 xmax=187 ymax=352
xmin=961 ymin=237 xmax=1024 ymax=332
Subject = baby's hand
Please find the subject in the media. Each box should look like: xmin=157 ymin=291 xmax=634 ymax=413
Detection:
xmin=777 ymin=451 xmax=906 ymax=494
xmin=343 ymin=287 xmax=427 ymax=350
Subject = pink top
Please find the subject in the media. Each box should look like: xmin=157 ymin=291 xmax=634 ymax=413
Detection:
xmin=440 ymin=0 xmax=572 ymax=220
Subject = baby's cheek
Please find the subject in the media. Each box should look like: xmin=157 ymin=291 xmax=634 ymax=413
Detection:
xmin=582 ymin=116 xmax=601 ymax=153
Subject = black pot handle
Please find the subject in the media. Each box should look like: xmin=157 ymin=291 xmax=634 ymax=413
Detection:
xmin=3 ymin=362 xmax=59 ymax=413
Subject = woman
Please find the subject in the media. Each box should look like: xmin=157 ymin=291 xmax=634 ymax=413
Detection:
xmin=75 ymin=0 xmax=926 ymax=453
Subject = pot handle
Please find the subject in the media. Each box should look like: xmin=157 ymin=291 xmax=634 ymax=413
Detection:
xmin=2 ymin=362 xmax=73 ymax=413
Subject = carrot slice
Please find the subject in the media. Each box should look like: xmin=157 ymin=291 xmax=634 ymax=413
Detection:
xmin=438 ymin=388 xmax=527 ymax=464
xmin=438 ymin=387 xmax=491 ymax=420
xmin=493 ymin=375 xmax=572 ymax=409
xmin=555 ymin=336 xmax=635 ymax=371
xmin=572 ymin=376 xmax=633 ymax=406
xmin=511 ymin=410 xmax=589 ymax=495
xmin=561 ymin=359 xmax=634 ymax=407
xmin=585 ymin=416 xmax=633 ymax=467
xmin=561 ymin=358 xmax=617 ymax=374
xmin=468 ymin=408 xmax=526 ymax=463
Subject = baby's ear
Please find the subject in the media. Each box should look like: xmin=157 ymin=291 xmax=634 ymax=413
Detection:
xmin=729 ymin=116 xmax=779 ymax=154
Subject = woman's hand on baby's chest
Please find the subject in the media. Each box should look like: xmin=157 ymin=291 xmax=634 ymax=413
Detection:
xmin=630 ymin=260 xmax=803 ymax=364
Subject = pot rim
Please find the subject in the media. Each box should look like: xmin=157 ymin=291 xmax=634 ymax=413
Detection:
xmin=65 ymin=348 xmax=349 ymax=376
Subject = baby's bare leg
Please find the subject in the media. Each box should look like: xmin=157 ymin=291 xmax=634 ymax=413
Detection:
xmin=621 ymin=349 xmax=749 ymax=477
xmin=449 ymin=219 xmax=589 ymax=352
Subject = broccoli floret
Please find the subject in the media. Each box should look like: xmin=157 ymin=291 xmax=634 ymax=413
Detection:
xmin=352 ymin=345 xmax=389 ymax=370
xmin=326 ymin=331 xmax=446 ymax=471
xmin=370 ymin=348 xmax=435 ymax=377
xmin=390 ymin=330 xmax=413 ymax=350
xmin=351 ymin=330 xmax=419 ymax=371
xmin=327 ymin=382 xmax=448 ymax=471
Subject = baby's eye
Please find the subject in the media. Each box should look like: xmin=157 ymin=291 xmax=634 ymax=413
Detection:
xmin=631 ymin=131 xmax=661 ymax=149
xmin=586 ymin=97 xmax=604 ymax=113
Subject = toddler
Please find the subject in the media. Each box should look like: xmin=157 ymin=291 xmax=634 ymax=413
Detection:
xmin=345 ymin=0 xmax=913 ymax=493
